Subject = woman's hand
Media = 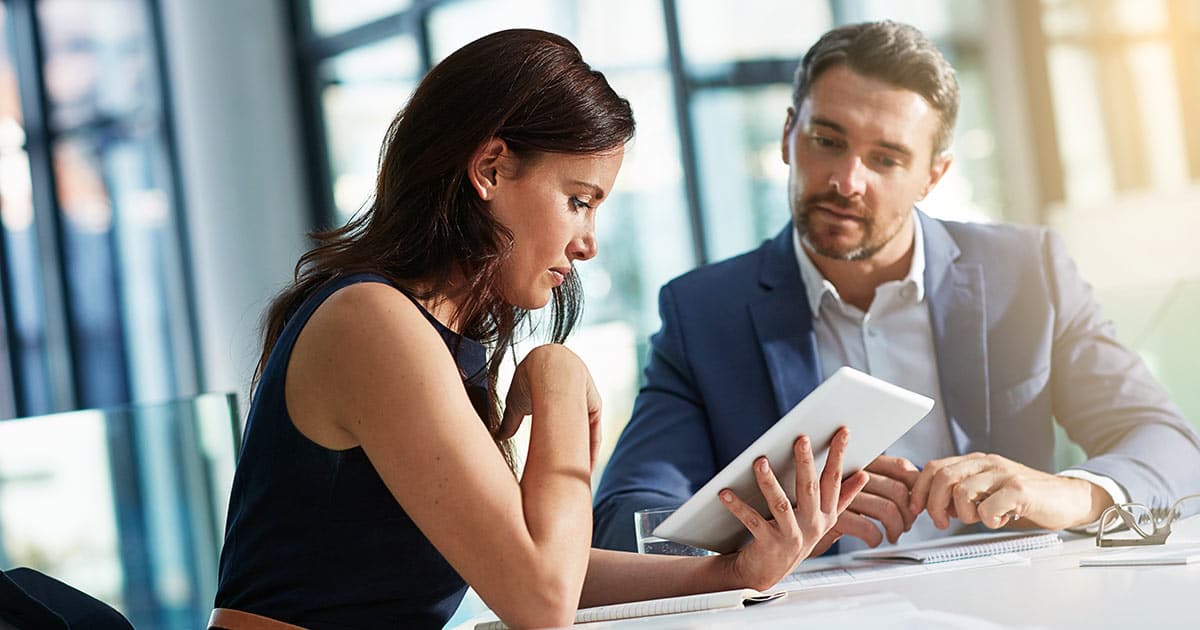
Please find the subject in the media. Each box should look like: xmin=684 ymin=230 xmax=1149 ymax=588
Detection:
xmin=718 ymin=427 xmax=869 ymax=590
xmin=497 ymin=344 xmax=603 ymax=469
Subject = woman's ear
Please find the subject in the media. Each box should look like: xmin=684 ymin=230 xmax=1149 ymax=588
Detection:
xmin=468 ymin=137 xmax=508 ymax=201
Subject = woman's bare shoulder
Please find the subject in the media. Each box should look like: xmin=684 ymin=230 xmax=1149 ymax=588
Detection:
xmin=286 ymin=280 xmax=462 ymax=448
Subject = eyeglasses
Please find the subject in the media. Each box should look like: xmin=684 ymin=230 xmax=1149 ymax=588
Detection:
xmin=1095 ymin=493 xmax=1200 ymax=547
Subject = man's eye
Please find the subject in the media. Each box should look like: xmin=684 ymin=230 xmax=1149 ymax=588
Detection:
xmin=811 ymin=136 xmax=839 ymax=149
xmin=570 ymin=197 xmax=590 ymax=211
xmin=876 ymin=156 xmax=900 ymax=168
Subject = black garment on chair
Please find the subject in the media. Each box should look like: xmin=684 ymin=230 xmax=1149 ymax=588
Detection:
xmin=0 ymin=568 xmax=132 ymax=630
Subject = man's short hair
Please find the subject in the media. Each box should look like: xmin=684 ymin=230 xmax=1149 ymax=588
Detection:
xmin=791 ymin=20 xmax=960 ymax=156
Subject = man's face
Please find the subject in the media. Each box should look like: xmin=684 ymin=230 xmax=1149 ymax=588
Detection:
xmin=781 ymin=64 xmax=951 ymax=262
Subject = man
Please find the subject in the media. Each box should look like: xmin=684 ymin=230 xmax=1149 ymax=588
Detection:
xmin=593 ymin=21 xmax=1200 ymax=554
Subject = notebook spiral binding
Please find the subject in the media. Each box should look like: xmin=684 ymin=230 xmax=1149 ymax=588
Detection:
xmin=920 ymin=534 xmax=1062 ymax=564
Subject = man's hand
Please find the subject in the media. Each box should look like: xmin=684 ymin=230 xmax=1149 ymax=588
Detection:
xmin=908 ymin=452 xmax=1114 ymax=530
xmin=809 ymin=455 xmax=920 ymax=553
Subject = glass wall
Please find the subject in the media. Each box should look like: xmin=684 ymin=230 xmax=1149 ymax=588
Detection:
xmin=2 ymin=2 xmax=205 ymax=628
xmin=1031 ymin=0 xmax=1200 ymax=442
xmin=0 ymin=393 xmax=239 ymax=629
xmin=0 ymin=0 xmax=198 ymax=417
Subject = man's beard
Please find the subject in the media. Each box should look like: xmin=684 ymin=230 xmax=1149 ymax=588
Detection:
xmin=795 ymin=189 xmax=882 ymax=262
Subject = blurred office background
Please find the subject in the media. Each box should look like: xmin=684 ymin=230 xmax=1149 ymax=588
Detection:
xmin=0 ymin=0 xmax=1197 ymax=627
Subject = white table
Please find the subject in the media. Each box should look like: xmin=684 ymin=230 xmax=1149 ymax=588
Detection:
xmin=579 ymin=515 xmax=1200 ymax=629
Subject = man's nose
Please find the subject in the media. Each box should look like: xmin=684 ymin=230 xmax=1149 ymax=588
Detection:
xmin=829 ymin=156 xmax=867 ymax=198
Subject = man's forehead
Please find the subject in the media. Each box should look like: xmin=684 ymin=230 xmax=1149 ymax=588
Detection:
xmin=801 ymin=66 xmax=940 ymax=152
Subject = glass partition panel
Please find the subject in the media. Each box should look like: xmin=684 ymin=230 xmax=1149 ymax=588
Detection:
xmin=309 ymin=0 xmax=411 ymax=37
xmin=1097 ymin=280 xmax=1200 ymax=433
xmin=1 ymin=3 xmax=52 ymax=416
xmin=36 ymin=0 xmax=160 ymax=133
xmin=0 ymin=392 xmax=239 ymax=630
xmin=318 ymin=36 xmax=420 ymax=224
xmin=691 ymin=85 xmax=792 ymax=262
xmin=677 ymin=0 xmax=830 ymax=71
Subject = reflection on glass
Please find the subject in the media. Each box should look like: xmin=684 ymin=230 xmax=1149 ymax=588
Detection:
xmin=1046 ymin=45 xmax=1116 ymax=204
xmin=0 ymin=409 xmax=121 ymax=603
xmin=1041 ymin=0 xmax=1094 ymax=35
xmin=1094 ymin=280 xmax=1200 ymax=435
xmin=581 ymin=68 xmax=693 ymax=333
xmin=1127 ymin=43 xmax=1188 ymax=191
xmin=1 ymin=3 xmax=53 ymax=415
xmin=36 ymin=0 xmax=158 ymax=132
xmin=678 ymin=0 xmax=830 ymax=69
xmin=52 ymin=137 xmax=129 ymax=408
xmin=0 ymin=145 xmax=57 ymax=416
xmin=49 ymin=131 xmax=193 ymax=406
xmin=320 ymin=37 xmax=420 ymax=224
xmin=1 ymin=2 xmax=22 ymax=129
xmin=309 ymin=0 xmax=411 ymax=36
xmin=691 ymin=85 xmax=792 ymax=262
xmin=428 ymin=0 xmax=561 ymax=60
xmin=428 ymin=0 xmax=665 ymax=67
xmin=844 ymin=0 xmax=984 ymax=39
xmin=104 ymin=135 xmax=196 ymax=403
xmin=0 ymin=393 xmax=239 ymax=630
xmin=1042 ymin=0 xmax=1167 ymax=36
xmin=920 ymin=51 xmax=1003 ymax=223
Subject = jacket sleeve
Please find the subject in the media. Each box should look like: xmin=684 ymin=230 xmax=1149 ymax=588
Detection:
xmin=592 ymin=283 xmax=719 ymax=551
xmin=1044 ymin=228 xmax=1200 ymax=511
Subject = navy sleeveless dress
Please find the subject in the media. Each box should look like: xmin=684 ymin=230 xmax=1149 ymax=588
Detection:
xmin=216 ymin=273 xmax=485 ymax=629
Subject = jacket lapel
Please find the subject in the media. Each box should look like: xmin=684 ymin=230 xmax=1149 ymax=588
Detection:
xmin=921 ymin=213 xmax=990 ymax=454
xmin=749 ymin=225 xmax=822 ymax=418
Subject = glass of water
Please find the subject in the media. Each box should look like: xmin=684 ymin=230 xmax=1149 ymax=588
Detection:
xmin=634 ymin=506 xmax=716 ymax=556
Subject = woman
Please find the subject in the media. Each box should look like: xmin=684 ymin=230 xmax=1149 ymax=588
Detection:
xmin=214 ymin=29 xmax=868 ymax=629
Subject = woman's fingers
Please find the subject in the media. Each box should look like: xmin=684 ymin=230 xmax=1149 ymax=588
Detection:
xmin=496 ymin=397 xmax=527 ymax=440
xmin=753 ymin=457 xmax=798 ymax=530
xmin=792 ymin=435 xmax=820 ymax=522
xmin=720 ymin=488 xmax=768 ymax=538
xmin=818 ymin=427 xmax=851 ymax=514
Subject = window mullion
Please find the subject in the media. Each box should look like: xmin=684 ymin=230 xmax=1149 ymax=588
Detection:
xmin=6 ymin=0 xmax=78 ymax=413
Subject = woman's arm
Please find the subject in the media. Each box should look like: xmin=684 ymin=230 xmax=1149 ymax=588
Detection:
xmin=580 ymin=429 xmax=868 ymax=607
xmin=286 ymin=283 xmax=594 ymax=628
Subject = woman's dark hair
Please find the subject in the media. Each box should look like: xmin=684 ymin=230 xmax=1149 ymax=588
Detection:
xmin=257 ymin=29 xmax=635 ymax=468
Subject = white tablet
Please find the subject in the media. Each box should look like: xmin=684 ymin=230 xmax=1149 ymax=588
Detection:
xmin=653 ymin=366 xmax=934 ymax=554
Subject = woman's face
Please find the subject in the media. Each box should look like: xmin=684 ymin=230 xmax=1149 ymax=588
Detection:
xmin=484 ymin=147 xmax=624 ymax=310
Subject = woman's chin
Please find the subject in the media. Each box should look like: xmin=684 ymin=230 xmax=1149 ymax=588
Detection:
xmin=507 ymin=290 xmax=552 ymax=311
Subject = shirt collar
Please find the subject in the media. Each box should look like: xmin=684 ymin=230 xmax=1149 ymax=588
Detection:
xmin=792 ymin=209 xmax=927 ymax=317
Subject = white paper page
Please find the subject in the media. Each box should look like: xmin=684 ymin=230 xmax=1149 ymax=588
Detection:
xmin=1079 ymin=542 xmax=1200 ymax=566
xmin=776 ymin=553 xmax=1029 ymax=592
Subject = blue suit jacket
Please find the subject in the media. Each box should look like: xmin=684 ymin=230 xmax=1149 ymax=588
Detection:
xmin=593 ymin=213 xmax=1200 ymax=551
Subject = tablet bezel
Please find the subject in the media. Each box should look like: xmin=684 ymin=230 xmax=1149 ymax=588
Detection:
xmin=652 ymin=367 xmax=935 ymax=554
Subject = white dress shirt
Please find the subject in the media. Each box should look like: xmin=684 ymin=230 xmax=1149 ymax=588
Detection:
xmin=792 ymin=212 xmax=1124 ymax=550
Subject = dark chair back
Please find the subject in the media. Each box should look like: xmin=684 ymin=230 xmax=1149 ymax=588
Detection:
xmin=1 ymin=567 xmax=132 ymax=629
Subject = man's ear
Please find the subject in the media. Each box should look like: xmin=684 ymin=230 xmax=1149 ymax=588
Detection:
xmin=468 ymin=137 xmax=508 ymax=201
xmin=781 ymin=107 xmax=796 ymax=165
xmin=919 ymin=152 xmax=953 ymax=201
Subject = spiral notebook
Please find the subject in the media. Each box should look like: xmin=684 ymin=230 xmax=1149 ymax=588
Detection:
xmin=852 ymin=531 xmax=1062 ymax=564
xmin=473 ymin=588 xmax=784 ymax=629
